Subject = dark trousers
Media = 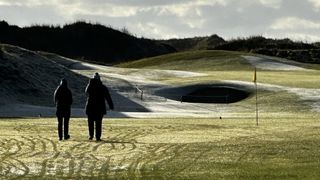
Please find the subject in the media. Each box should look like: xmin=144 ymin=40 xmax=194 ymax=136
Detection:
xmin=57 ymin=115 xmax=70 ymax=139
xmin=87 ymin=114 xmax=104 ymax=140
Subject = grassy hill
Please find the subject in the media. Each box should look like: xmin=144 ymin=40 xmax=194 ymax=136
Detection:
xmin=117 ymin=49 xmax=320 ymax=87
xmin=117 ymin=50 xmax=251 ymax=71
xmin=0 ymin=44 xmax=88 ymax=107
xmin=117 ymin=50 xmax=320 ymax=115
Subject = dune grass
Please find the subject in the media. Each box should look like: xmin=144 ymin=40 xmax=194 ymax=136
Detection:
xmin=1 ymin=116 xmax=320 ymax=179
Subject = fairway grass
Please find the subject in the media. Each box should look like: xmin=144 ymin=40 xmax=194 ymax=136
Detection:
xmin=1 ymin=116 xmax=320 ymax=179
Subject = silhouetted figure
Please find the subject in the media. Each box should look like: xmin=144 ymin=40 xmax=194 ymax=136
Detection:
xmin=54 ymin=79 xmax=72 ymax=141
xmin=85 ymin=73 xmax=114 ymax=141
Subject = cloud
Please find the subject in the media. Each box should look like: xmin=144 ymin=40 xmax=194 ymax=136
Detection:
xmin=308 ymin=0 xmax=320 ymax=10
xmin=271 ymin=17 xmax=320 ymax=30
xmin=132 ymin=22 xmax=180 ymax=39
xmin=265 ymin=32 xmax=320 ymax=42
xmin=0 ymin=0 xmax=60 ymax=7
xmin=259 ymin=0 xmax=282 ymax=8
xmin=0 ymin=0 xmax=319 ymax=42
xmin=58 ymin=2 xmax=139 ymax=18
xmin=141 ymin=0 xmax=228 ymax=19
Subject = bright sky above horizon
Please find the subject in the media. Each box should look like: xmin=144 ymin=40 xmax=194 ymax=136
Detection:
xmin=0 ymin=0 xmax=319 ymax=42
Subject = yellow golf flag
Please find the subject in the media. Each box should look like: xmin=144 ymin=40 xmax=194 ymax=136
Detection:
xmin=253 ymin=68 xmax=257 ymax=83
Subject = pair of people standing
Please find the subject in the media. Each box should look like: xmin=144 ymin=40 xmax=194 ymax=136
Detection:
xmin=53 ymin=72 xmax=114 ymax=141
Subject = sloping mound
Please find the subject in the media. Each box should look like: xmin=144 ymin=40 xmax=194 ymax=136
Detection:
xmin=242 ymin=56 xmax=308 ymax=71
xmin=117 ymin=50 xmax=252 ymax=71
xmin=0 ymin=44 xmax=88 ymax=107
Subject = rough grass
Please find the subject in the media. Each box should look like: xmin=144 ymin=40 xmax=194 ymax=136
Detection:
xmin=1 ymin=116 xmax=320 ymax=179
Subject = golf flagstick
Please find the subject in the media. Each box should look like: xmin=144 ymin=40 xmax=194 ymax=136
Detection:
xmin=253 ymin=68 xmax=258 ymax=126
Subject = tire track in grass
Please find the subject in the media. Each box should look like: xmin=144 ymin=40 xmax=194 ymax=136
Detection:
xmin=92 ymin=142 xmax=107 ymax=152
xmin=9 ymin=157 xmax=30 ymax=178
xmin=113 ymin=154 xmax=132 ymax=178
xmin=68 ymin=141 xmax=104 ymax=178
xmin=87 ymin=157 xmax=98 ymax=178
xmin=171 ymin=145 xmax=213 ymax=176
xmin=25 ymin=136 xmax=46 ymax=158
xmin=126 ymin=153 xmax=147 ymax=178
xmin=69 ymin=143 xmax=96 ymax=178
xmin=34 ymin=137 xmax=47 ymax=153
xmin=11 ymin=139 xmax=23 ymax=156
xmin=42 ymin=137 xmax=58 ymax=152
xmin=0 ymin=161 xmax=11 ymax=177
xmin=3 ymin=139 xmax=21 ymax=157
xmin=70 ymin=143 xmax=85 ymax=152
xmin=106 ymin=133 xmax=136 ymax=152
xmin=142 ymin=144 xmax=170 ymax=163
xmin=109 ymin=132 xmax=127 ymax=140
xmin=106 ymin=128 xmax=146 ymax=152
xmin=32 ymin=136 xmax=57 ymax=177
xmin=5 ymin=161 xmax=18 ymax=177
xmin=72 ymin=152 xmax=92 ymax=178
xmin=0 ymin=140 xmax=17 ymax=177
xmin=39 ymin=151 xmax=60 ymax=177
xmin=139 ymin=144 xmax=177 ymax=177
xmin=2 ymin=159 xmax=28 ymax=178
xmin=75 ymin=153 xmax=86 ymax=178
xmin=2 ymin=122 xmax=196 ymax=178
xmin=67 ymin=155 xmax=76 ymax=177
xmin=111 ymin=129 xmax=147 ymax=142
xmin=0 ymin=138 xmax=25 ymax=177
xmin=107 ymin=138 xmax=160 ymax=178
xmin=129 ymin=142 xmax=137 ymax=151
xmin=147 ymin=144 xmax=189 ymax=178
xmin=21 ymin=136 xmax=36 ymax=154
xmin=98 ymin=156 xmax=111 ymax=178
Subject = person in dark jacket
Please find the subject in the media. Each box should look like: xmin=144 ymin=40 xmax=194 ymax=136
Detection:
xmin=85 ymin=72 xmax=114 ymax=141
xmin=54 ymin=79 xmax=72 ymax=141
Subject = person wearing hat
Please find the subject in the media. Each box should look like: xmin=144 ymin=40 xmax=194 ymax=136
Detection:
xmin=54 ymin=78 xmax=73 ymax=141
xmin=85 ymin=72 xmax=114 ymax=141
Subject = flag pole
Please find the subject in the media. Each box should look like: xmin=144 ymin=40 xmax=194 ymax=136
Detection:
xmin=255 ymin=81 xmax=258 ymax=126
xmin=253 ymin=68 xmax=258 ymax=126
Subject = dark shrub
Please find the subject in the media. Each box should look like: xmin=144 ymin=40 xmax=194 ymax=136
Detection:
xmin=0 ymin=45 xmax=3 ymax=59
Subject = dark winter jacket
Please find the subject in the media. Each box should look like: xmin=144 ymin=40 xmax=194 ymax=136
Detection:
xmin=54 ymin=79 xmax=72 ymax=116
xmin=85 ymin=79 xmax=114 ymax=115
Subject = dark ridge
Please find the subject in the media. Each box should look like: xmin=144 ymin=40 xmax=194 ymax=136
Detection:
xmin=213 ymin=36 xmax=320 ymax=63
xmin=159 ymin=34 xmax=225 ymax=51
xmin=0 ymin=20 xmax=176 ymax=64
xmin=214 ymin=36 xmax=316 ymax=51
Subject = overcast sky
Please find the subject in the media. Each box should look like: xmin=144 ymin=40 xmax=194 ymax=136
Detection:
xmin=0 ymin=0 xmax=320 ymax=42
